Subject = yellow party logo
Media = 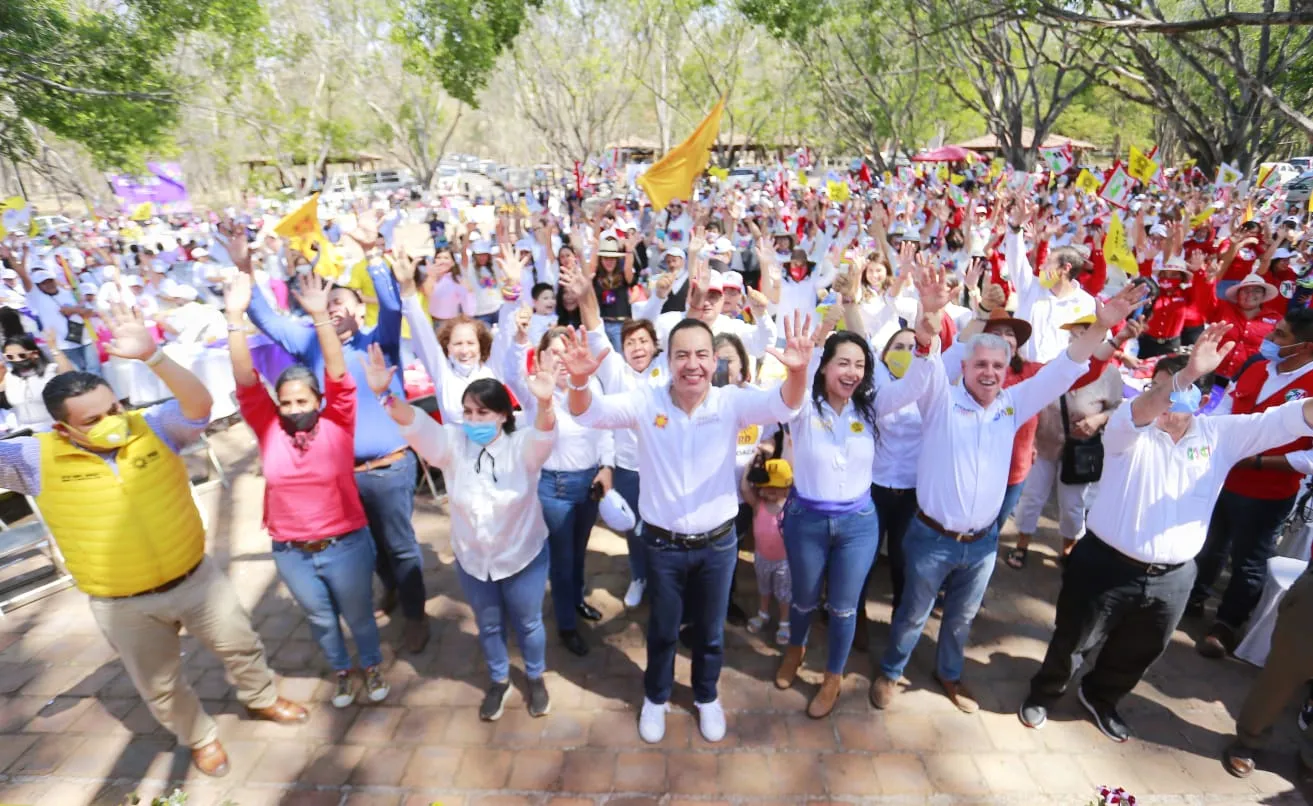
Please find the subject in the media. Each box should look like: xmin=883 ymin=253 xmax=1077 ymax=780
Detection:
xmin=654 ymin=414 xmax=668 ymax=429
xmin=850 ymin=421 xmax=864 ymax=433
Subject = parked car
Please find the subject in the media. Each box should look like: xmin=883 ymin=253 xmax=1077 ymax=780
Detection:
xmin=34 ymin=214 xmax=73 ymax=233
xmin=349 ymin=169 xmax=414 ymax=194
xmin=1286 ymin=156 xmax=1313 ymax=173
xmin=724 ymin=166 xmax=763 ymax=189
xmin=1284 ymin=171 xmax=1313 ymax=206
xmin=477 ymin=160 xmax=498 ymax=176
xmin=1261 ymin=161 xmax=1301 ymax=188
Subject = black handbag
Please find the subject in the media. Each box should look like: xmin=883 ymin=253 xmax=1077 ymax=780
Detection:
xmin=1059 ymin=395 xmax=1104 ymax=485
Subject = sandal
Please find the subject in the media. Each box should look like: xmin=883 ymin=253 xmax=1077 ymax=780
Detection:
xmin=1005 ymin=546 xmax=1029 ymax=570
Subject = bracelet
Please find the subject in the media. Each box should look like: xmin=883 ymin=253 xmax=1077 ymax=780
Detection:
xmin=978 ymin=304 xmax=994 ymax=313
xmin=227 ymin=323 xmax=244 ymax=333
xmin=312 ymin=319 xmax=334 ymax=328
xmin=566 ymin=375 xmax=590 ymax=391
xmin=145 ymin=348 xmax=165 ymax=367
xmin=378 ymin=392 xmax=399 ymax=409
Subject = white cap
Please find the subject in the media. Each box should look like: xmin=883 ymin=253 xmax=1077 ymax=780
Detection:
xmin=598 ymin=489 xmax=636 ymax=533
xmin=191 ymin=247 xmax=209 ymax=259
xmin=663 ymin=246 xmax=686 ymax=259
xmin=472 ymin=239 xmax=495 ymax=256
xmin=1274 ymin=247 xmax=1297 ymax=260
xmin=721 ymin=270 xmax=744 ymax=290
xmin=705 ymin=270 xmax=725 ymax=292
xmin=1149 ymin=224 xmax=1168 ymax=238
xmin=0 ymin=268 xmax=16 ymax=280
xmin=124 ymin=274 xmax=144 ymax=287
xmin=30 ymin=269 xmax=55 ymax=284
xmin=711 ymin=237 xmax=734 ymax=255
xmin=77 ymin=282 xmax=98 ymax=296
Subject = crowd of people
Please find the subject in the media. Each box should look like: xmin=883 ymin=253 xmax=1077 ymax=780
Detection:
xmin=2 ymin=162 xmax=1313 ymax=787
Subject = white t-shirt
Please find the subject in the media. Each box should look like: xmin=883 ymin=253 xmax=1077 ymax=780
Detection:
xmin=3 ymin=363 xmax=59 ymax=431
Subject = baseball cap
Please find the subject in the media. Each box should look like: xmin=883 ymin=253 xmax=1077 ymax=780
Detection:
xmin=598 ymin=489 xmax=636 ymax=533
xmin=663 ymin=246 xmax=686 ymax=259
xmin=1149 ymin=224 xmax=1168 ymax=238
xmin=30 ymin=269 xmax=55 ymax=284
xmin=191 ymin=247 xmax=210 ymax=259
xmin=124 ymin=274 xmax=144 ymax=287
xmin=0 ymin=268 xmax=17 ymax=280
xmin=721 ymin=270 xmax=744 ymax=290
xmin=711 ymin=237 xmax=734 ymax=255
xmin=704 ymin=271 xmax=725 ymax=293
xmin=77 ymin=282 xmax=98 ymax=296
xmin=761 ymin=459 xmax=793 ymax=489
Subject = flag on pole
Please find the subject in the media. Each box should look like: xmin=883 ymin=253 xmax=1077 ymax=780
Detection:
xmin=1074 ymin=169 xmax=1101 ymax=195
xmin=274 ymin=193 xmax=329 ymax=260
xmin=1104 ymin=212 xmax=1139 ymax=277
xmin=826 ymin=180 xmax=850 ymax=202
xmin=1215 ymin=162 xmax=1242 ymax=187
xmin=130 ymin=202 xmax=153 ymax=221
xmin=1038 ymin=144 xmax=1074 ymax=174
xmin=637 ymin=97 xmax=726 ymax=211
xmin=1098 ymin=163 xmax=1135 ymax=209
xmin=1189 ymin=207 xmax=1215 ymax=229
xmin=1256 ymin=164 xmax=1279 ymax=189
xmin=1127 ymin=146 xmax=1159 ymax=185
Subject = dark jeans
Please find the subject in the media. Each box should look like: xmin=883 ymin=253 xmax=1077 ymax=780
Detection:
xmin=1190 ymin=489 xmax=1297 ymax=630
xmin=1138 ymin=334 xmax=1182 ymax=359
xmin=644 ymin=528 xmax=738 ymax=705
xmin=356 ymin=450 xmax=427 ymax=619
xmin=1028 ymin=535 xmax=1196 ymax=710
xmin=613 ymin=467 xmax=646 ymax=583
xmin=538 ymin=467 xmax=600 ymax=632
xmin=1180 ymin=324 xmax=1205 ymax=346
xmin=869 ymin=485 xmax=919 ymax=610
xmin=993 ymin=481 xmax=1025 ymax=535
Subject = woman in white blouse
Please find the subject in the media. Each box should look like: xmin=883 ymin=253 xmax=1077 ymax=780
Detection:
xmin=366 ymin=342 xmax=559 ymax=723
xmin=505 ymin=314 xmax=615 ymax=657
xmin=1 ymin=334 xmax=75 ymax=432
xmin=774 ymin=264 xmax=948 ymax=719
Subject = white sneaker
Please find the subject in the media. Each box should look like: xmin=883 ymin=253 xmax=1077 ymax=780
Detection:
xmin=331 ymin=672 xmax=357 ymax=709
xmin=638 ymin=697 xmax=669 ymax=743
xmin=696 ymin=698 xmax=727 ymax=743
xmin=746 ymin=611 xmax=769 ymax=634
xmin=623 ymin=579 xmax=646 ymax=608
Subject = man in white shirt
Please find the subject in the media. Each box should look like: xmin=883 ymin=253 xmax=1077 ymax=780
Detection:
xmin=648 ymin=270 xmax=776 ymax=358
xmin=1005 ymin=202 xmax=1096 ymax=363
xmin=870 ymin=283 xmax=1146 ymax=714
xmin=1018 ymin=325 xmax=1313 ymax=744
xmin=562 ymin=313 xmax=815 ymax=745
xmin=18 ymin=266 xmax=99 ymax=375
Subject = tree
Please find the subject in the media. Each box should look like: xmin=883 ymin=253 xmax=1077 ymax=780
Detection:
xmin=0 ymin=0 xmax=263 ymax=167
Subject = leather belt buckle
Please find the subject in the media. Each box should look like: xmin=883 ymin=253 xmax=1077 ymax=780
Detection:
xmin=297 ymin=538 xmax=336 ymax=554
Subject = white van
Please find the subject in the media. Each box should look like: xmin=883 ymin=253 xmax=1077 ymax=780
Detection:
xmin=350 ymin=169 xmax=413 ymax=194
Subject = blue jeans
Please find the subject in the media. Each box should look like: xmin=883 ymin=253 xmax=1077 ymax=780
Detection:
xmin=475 ymin=312 xmax=499 ymax=328
xmin=66 ymin=342 xmax=101 ymax=376
xmin=783 ymin=500 xmax=880 ymax=673
xmin=645 ymin=528 xmax=738 ymax=704
xmin=355 ymin=450 xmax=427 ymax=619
xmin=613 ymin=467 xmax=646 ymax=583
xmin=456 ymin=545 xmax=550 ymax=682
xmin=272 ymin=527 xmax=384 ymax=671
xmin=603 ymin=320 xmax=624 ymax=353
xmin=1190 ymin=489 xmax=1298 ymax=629
xmin=879 ymin=516 xmax=999 ymax=682
xmin=993 ymin=481 xmax=1025 ymax=534
xmin=538 ymin=467 xmax=600 ymax=632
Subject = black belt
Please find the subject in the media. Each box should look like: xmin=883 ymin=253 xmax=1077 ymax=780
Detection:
xmin=644 ymin=518 xmax=735 ymax=549
xmin=1088 ymin=532 xmax=1186 ymax=577
xmin=112 ymin=559 xmax=204 ymax=599
xmin=916 ymin=510 xmax=992 ymax=543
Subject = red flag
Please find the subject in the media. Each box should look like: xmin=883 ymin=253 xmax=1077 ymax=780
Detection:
xmin=857 ymin=162 xmax=873 ymax=187
xmin=573 ymin=161 xmax=583 ymax=196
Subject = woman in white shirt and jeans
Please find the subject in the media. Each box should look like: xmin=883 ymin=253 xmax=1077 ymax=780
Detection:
xmin=365 ymin=343 xmax=560 ymax=723
xmin=1 ymin=334 xmax=75 ymax=432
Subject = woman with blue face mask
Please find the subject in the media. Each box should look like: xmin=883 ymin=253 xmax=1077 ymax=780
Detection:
xmin=365 ymin=343 xmax=560 ymax=723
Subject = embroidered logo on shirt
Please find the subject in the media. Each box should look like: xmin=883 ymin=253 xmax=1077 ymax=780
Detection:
xmin=850 ymin=421 xmax=865 ymax=433
xmin=651 ymin=368 xmax=660 ymax=378
xmin=654 ymin=414 xmax=668 ymax=429
xmin=1186 ymin=446 xmax=1212 ymax=461
xmin=1287 ymin=389 xmax=1307 ymax=402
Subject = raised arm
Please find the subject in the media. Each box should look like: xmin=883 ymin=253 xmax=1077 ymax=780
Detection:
xmin=231 ymin=230 xmax=316 ymax=359
xmin=42 ymin=329 xmax=76 ymax=375
xmin=293 ymin=273 xmax=346 ymax=380
xmin=224 ymin=273 xmax=258 ymax=387
xmin=1129 ymin=322 xmax=1233 ymax=427
xmin=105 ymin=303 xmax=212 ymax=421
xmin=1066 ymin=283 xmax=1148 ymax=364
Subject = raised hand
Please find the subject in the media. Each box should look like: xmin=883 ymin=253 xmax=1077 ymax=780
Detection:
xmin=559 ymin=326 xmax=610 ymax=379
xmin=103 ymin=303 xmax=158 ymax=362
xmin=293 ymin=272 xmax=332 ymax=317
xmin=746 ymin=287 xmax=770 ymax=317
xmin=224 ymin=271 xmax=253 ymax=317
xmin=513 ymin=305 xmax=533 ymax=344
xmin=765 ymin=310 xmax=817 ymax=375
xmin=912 ymin=258 xmax=952 ymax=315
xmin=497 ymin=243 xmax=527 ymax=287
xmin=361 ymin=342 xmax=397 ymax=395
xmin=525 ymin=346 xmax=561 ymax=402
xmin=560 ymin=262 xmax=590 ymax=302
xmin=227 ymin=228 xmax=254 ymax=275
xmin=1185 ymin=322 xmax=1236 ymax=380
xmin=391 ymin=249 xmax=418 ymax=289
xmin=1095 ymin=282 xmax=1151 ymax=328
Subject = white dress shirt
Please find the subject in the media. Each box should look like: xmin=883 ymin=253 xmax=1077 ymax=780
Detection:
xmin=1087 ymin=400 xmax=1313 ymax=565
xmin=25 ymin=288 xmax=89 ymax=350
xmin=914 ymin=346 xmax=1089 ymax=533
xmin=789 ymin=351 xmax=932 ymax=501
xmin=503 ymin=342 xmax=614 ymax=473
xmin=2 ymin=363 xmax=58 ymax=431
xmin=871 ymin=361 xmax=923 ymax=490
xmin=399 ymin=412 xmax=556 ymax=581
xmin=586 ymin=324 xmax=667 ymax=471
xmin=402 ymin=294 xmax=501 ymax=424
xmin=1005 ymin=231 xmax=1096 ymax=363
xmin=574 ymin=382 xmax=801 ymax=534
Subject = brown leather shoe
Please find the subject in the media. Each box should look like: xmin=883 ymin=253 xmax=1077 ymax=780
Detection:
xmin=935 ymin=675 xmax=979 ymax=714
xmin=869 ymin=675 xmax=898 ymax=709
xmin=808 ymin=672 xmax=842 ymax=719
xmin=775 ymin=645 xmax=805 ymax=689
xmin=246 ymin=696 xmax=309 ymax=724
xmin=1223 ymin=742 xmax=1256 ymax=778
xmin=403 ymin=617 xmax=430 ymax=654
xmin=1197 ymin=623 xmax=1235 ymax=659
xmin=191 ymin=739 xmax=230 ymax=777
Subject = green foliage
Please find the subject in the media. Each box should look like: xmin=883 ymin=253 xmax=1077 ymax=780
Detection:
xmin=395 ymin=0 xmax=544 ymax=107
xmin=0 ymin=0 xmax=264 ymax=167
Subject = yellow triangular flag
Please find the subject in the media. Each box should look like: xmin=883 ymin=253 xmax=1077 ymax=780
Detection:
xmin=1127 ymin=146 xmax=1159 ymax=184
xmin=1074 ymin=169 xmax=1100 ymax=195
xmin=1243 ymin=201 xmax=1255 ymax=223
xmin=1103 ymin=212 xmax=1138 ymax=277
xmin=275 ymin=194 xmax=328 ymax=260
xmin=1 ymin=196 xmax=25 ymax=211
xmin=708 ymin=166 xmax=729 ymax=182
xmin=797 ymin=170 xmax=808 ymax=187
xmin=27 ymin=214 xmax=39 ymax=236
xmin=826 ymin=180 xmax=850 ymax=202
xmin=1256 ymin=164 xmax=1278 ymax=189
xmin=949 ymin=173 xmax=966 ymax=186
xmin=637 ymin=97 xmax=726 ymax=211
xmin=1189 ymin=207 xmax=1215 ymax=229
xmin=936 ymin=165 xmax=948 ymax=182
xmin=130 ymin=201 xmax=153 ymax=221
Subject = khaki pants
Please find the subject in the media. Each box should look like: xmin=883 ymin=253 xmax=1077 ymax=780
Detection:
xmin=88 ymin=556 xmax=279 ymax=748
xmin=1235 ymin=568 xmax=1313 ymax=768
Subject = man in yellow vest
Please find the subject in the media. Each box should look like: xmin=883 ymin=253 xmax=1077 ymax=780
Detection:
xmin=0 ymin=303 xmax=307 ymax=778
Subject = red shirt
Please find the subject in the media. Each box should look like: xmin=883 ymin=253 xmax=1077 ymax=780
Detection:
xmin=1212 ymin=301 xmax=1280 ymax=379
xmin=1005 ymin=360 xmax=1044 ymax=485
xmin=1078 ymin=239 xmax=1107 ymax=296
xmin=1144 ymin=277 xmax=1191 ymax=339
xmin=1223 ymin=239 xmax=1263 ymax=282
xmin=236 ymin=371 xmax=368 ymax=542
xmin=1264 ymin=262 xmax=1297 ymax=319
xmin=1223 ymin=360 xmax=1313 ymax=500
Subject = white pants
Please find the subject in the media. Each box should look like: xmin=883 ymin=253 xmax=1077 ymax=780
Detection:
xmin=1014 ymin=455 xmax=1097 ymax=541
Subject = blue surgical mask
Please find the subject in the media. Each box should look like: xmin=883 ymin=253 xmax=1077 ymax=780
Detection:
xmin=1168 ymin=383 xmax=1202 ymax=414
xmin=462 ymin=421 xmax=499 ymax=445
xmin=1259 ymin=339 xmax=1285 ymax=363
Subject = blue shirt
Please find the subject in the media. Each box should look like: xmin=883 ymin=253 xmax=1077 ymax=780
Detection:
xmin=246 ymin=263 xmax=407 ymax=462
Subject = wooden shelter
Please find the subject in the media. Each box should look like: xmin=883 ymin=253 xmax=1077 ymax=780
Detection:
xmin=952 ymin=129 xmax=1097 ymax=155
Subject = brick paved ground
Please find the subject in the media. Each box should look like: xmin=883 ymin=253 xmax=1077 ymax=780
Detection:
xmin=0 ymin=425 xmax=1307 ymax=805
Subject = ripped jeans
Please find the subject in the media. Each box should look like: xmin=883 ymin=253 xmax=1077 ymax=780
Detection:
xmin=782 ymin=498 xmax=880 ymax=674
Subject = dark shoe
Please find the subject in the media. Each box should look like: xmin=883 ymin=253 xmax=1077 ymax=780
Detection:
xmin=1078 ymin=687 xmax=1130 ymax=742
xmin=191 ymin=740 xmax=230 ymax=777
xmin=560 ymin=629 xmax=589 ymax=657
xmin=479 ymin=680 xmax=511 ymax=721
xmin=576 ymin=602 xmax=603 ymax=622
xmin=1018 ymin=699 xmax=1047 ymax=729
xmin=726 ymin=601 xmax=749 ymax=627
xmin=1298 ymin=698 xmax=1313 ymax=732
xmin=1005 ymin=546 xmax=1028 ymax=570
xmin=934 ymin=675 xmax=979 ymax=714
xmin=1196 ymin=623 xmax=1236 ymax=659
xmin=375 ymin=588 xmax=399 ymax=619
xmin=527 ymin=676 xmax=551 ymax=718
xmin=1222 ymin=742 xmax=1256 ymax=778
xmin=246 ymin=697 xmax=309 ymax=724
xmin=869 ymin=675 xmax=897 ymax=709
xmin=1183 ymin=598 xmax=1205 ymax=619
xmin=403 ymin=617 xmax=430 ymax=654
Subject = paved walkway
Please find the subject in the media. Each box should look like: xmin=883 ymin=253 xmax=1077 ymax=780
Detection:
xmin=0 ymin=426 xmax=1306 ymax=806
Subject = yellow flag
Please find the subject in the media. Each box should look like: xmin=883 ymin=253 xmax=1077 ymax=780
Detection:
xmin=1189 ymin=208 xmax=1215 ymax=229
xmin=936 ymin=165 xmax=949 ymax=182
xmin=275 ymin=194 xmax=329 ymax=260
xmin=988 ymin=160 xmax=1003 ymax=179
xmin=949 ymin=173 xmax=966 ymax=186
xmin=637 ymin=97 xmax=726 ymax=211
xmin=1 ymin=196 xmax=25 ymax=211
xmin=1308 ymin=191 xmax=1313 ymax=214
xmin=708 ymin=166 xmax=729 ymax=182
xmin=1127 ymin=146 xmax=1159 ymax=184
xmin=1243 ymin=201 xmax=1255 ymax=223
xmin=1074 ymin=169 xmax=1100 ymax=195
xmin=797 ymin=170 xmax=808 ymax=187
xmin=826 ymin=180 xmax=850 ymax=202
xmin=1103 ymin=212 xmax=1138 ymax=277
xmin=1256 ymin=164 xmax=1278 ymax=189
xmin=130 ymin=202 xmax=153 ymax=221
xmin=27 ymin=214 xmax=39 ymax=236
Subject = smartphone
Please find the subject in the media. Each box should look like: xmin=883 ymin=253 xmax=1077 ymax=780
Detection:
xmin=712 ymin=358 xmax=731 ymax=388
xmin=590 ymin=482 xmax=605 ymax=502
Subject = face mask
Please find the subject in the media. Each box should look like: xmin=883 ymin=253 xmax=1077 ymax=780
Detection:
xmin=1038 ymin=269 xmax=1060 ymax=290
xmin=1168 ymin=383 xmax=1202 ymax=414
xmin=885 ymin=349 xmax=913 ymax=379
xmin=279 ymin=410 xmax=320 ymax=435
xmin=6 ymin=358 xmax=36 ymax=377
xmin=450 ymin=358 xmax=476 ymax=378
xmin=788 ymin=263 xmax=809 ymax=282
xmin=65 ymin=413 xmax=133 ymax=450
xmin=462 ymin=421 xmax=499 ymax=445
